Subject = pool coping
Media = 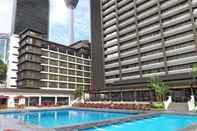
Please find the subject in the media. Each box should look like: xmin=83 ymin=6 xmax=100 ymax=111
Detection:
xmin=0 ymin=107 xmax=197 ymax=131
xmin=54 ymin=108 xmax=197 ymax=131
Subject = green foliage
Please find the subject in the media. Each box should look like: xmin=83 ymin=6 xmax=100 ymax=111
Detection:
xmin=192 ymin=64 xmax=197 ymax=79
xmin=151 ymin=102 xmax=164 ymax=110
xmin=150 ymin=77 xmax=169 ymax=102
xmin=74 ymin=87 xmax=83 ymax=99
xmin=0 ymin=59 xmax=7 ymax=83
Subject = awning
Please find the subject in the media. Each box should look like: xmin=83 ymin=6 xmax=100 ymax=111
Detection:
xmin=14 ymin=95 xmax=26 ymax=99
xmin=0 ymin=95 xmax=9 ymax=99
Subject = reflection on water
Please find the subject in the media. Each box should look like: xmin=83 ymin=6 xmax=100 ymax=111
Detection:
xmin=1 ymin=109 xmax=132 ymax=128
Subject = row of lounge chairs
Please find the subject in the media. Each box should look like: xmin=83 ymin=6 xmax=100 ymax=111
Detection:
xmin=74 ymin=103 xmax=151 ymax=110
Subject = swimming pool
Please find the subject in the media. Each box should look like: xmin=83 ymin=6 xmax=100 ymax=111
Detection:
xmin=83 ymin=114 xmax=197 ymax=131
xmin=0 ymin=109 xmax=134 ymax=128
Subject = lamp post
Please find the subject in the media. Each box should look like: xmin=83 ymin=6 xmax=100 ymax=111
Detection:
xmin=64 ymin=0 xmax=79 ymax=43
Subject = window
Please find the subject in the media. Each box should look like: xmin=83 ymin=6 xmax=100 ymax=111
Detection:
xmin=77 ymin=65 xmax=83 ymax=70
xmin=49 ymin=82 xmax=58 ymax=88
xmin=68 ymin=70 xmax=75 ymax=75
xmin=59 ymin=76 xmax=67 ymax=81
xmin=41 ymin=73 xmax=48 ymax=79
xmin=59 ymin=61 xmax=67 ymax=67
xmin=68 ymin=77 xmax=75 ymax=82
xmin=50 ymin=52 xmax=58 ymax=58
xmin=68 ymin=56 xmax=75 ymax=62
xmin=68 ymin=63 xmax=75 ymax=69
xmin=49 ymin=74 xmax=58 ymax=80
xmin=50 ymin=60 xmax=58 ymax=66
xmin=60 ymin=69 xmax=67 ymax=74
xmin=49 ymin=67 xmax=58 ymax=73
xmin=68 ymin=84 xmax=75 ymax=89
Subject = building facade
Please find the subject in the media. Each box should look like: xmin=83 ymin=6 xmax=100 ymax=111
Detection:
xmin=0 ymin=34 xmax=9 ymax=63
xmin=14 ymin=0 xmax=49 ymax=37
xmin=14 ymin=28 xmax=91 ymax=105
xmin=91 ymin=0 xmax=197 ymax=102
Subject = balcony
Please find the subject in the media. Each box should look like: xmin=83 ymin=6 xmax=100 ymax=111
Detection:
xmin=121 ymin=58 xmax=139 ymax=66
xmin=140 ymin=43 xmax=162 ymax=53
xmin=120 ymin=49 xmax=138 ymax=58
xmin=122 ymin=75 xmax=140 ymax=80
xmin=162 ymin=14 xmax=190 ymax=28
xmin=105 ymin=70 xmax=120 ymax=76
xmin=141 ymin=52 xmax=163 ymax=62
xmin=105 ymin=62 xmax=119 ymax=69
xmin=139 ymin=34 xmax=161 ymax=45
xmin=137 ymin=7 xmax=158 ymax=20
xmin=163 ymin=24 xmax=192 ymax=38
xmin=105 ymin=78 xmax=120 ymax=84
xmin=168 ymin=68 xmax=192 ymax=75
xmin=161 ymin=3 xmax=189 ymax=19
xmin=120 ymin=41 xmax=138 ymax=50
xmin=103 ymin=5 xmax=115 ymax=16
xmin=104 ymin=39 xmax=118 ymax=48
xmin=138 ymin=16 xmax=159 ymax=28
xmin=165 ymin=34 xmax=194 ymax=47
xmin=141 ymin=62 xmax=164 ymax=70
xmin=119 ymin=18 xmax=135 ymax=29
xmin=121 ymin=67 xmax=139 ymax=73
xmin=167 ymin=56 xmax=197 ymax=66
xmin=137 ymin=0 xmax=157 ymax=13
xmin=166 ymin=45 xmax=196 ymax=57
xmin=103 ymin=0 xmax=114 ymax=10
xmin=142 ymin=72 xmax=165 ymax=78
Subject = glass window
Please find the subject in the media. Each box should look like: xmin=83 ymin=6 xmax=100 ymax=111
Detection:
xmin=49 ymin=67 xmax=58 ymax=73
xmin=60 ymin=69 xmax=67 ymax=74
xmin=50 ymin=59 xmax=58 ymax=66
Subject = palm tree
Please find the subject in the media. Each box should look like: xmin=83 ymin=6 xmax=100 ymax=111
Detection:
xmin=0 ymin=59 xmax=7 ymax=83
xmin=149 ymin=77 xmax=169 ymax=105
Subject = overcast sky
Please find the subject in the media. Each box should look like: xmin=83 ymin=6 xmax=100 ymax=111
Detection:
xmin=0 ymin=0 xmax=14 ymax=33
xmin=0 ymin=0 xmax=90 ymax=44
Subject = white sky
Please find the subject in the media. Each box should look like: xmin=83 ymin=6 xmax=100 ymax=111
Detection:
xmin=0 ymin=0 xmax=14 ymax=33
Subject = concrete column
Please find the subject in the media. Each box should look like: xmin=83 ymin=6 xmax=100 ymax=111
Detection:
xmin=55 ymin=97 xmax=57 ymax=105
xmin=39 ymin=96 xmax=42 ymax=106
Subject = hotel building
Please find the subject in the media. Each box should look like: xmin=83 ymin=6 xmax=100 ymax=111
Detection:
xmin=90 ymin=0 xmax=197 ymax=102
xmin=10 ymin=28 xmax=91 ymax=105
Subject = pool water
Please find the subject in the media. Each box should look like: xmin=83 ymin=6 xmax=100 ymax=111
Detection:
xmin=83 ymin=114 xmax=197 ymax=131
xmin=0 ymin=109 xmax=133 ymax=128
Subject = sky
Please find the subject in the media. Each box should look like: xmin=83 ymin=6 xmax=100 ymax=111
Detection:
xmin=0 ymin=0 xmax=14 ymax=33
xmin=0 ymin=0 xmax=90 ymax=45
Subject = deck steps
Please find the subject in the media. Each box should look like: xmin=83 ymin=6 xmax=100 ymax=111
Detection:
xmin=167 ymin=102 xmax=188 ymax=112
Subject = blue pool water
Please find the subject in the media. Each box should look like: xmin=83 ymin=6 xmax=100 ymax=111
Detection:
xmin=0 ymin=109 xmax=133 ymax=128
xmin=83 ymin=114 xmax=197 ymax=131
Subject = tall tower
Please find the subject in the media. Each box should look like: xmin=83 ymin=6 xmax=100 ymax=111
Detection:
xmin=64 ymin=0 xmax=79 ymax=43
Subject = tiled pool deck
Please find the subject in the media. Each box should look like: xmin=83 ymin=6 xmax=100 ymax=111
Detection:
xmin=0 ymin=107 xmax=197 ymax=131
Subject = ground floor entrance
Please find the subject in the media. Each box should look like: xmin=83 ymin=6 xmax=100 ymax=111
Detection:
xmin=89 ymin=88 xmax=197 ymax=103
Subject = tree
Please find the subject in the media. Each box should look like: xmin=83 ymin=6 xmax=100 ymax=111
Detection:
xmin=0 ymin=59 xmax=7 ymax=83
xmin=191 ymin=63 xmax=197 ymax=95
xmin=149 ymin=77 xmax=169 ymax=104
xmin=74 ymin=87 xmax=83 ymax=99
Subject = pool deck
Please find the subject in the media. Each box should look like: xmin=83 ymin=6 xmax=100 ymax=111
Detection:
xmin=0 ymin=107 xmax=197 ymax=131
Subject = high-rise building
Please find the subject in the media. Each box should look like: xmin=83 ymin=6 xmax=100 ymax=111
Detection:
xmin=0 ymin=34 xmax=9 ymax=63
xmin=6 ymin=0 xmax=50 ymax=89
xmin=90 ymin=0 xmax=197 ymax=102
xmin=14 ymin=0 xmax=49 ymax=37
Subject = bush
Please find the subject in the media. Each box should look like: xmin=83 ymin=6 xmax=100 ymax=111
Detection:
xmin=151 ymin=102 xmax=164 ymax=109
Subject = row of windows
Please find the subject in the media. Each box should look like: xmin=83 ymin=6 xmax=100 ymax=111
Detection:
xmin=40 ymin=81 xmax=90 ymax=89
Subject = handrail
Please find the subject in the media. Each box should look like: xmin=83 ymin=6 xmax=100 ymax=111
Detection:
xmin=164 ymin=96 xmax=172 ymax=110
xmin=188 ymin=95 xmax=195 ymax=111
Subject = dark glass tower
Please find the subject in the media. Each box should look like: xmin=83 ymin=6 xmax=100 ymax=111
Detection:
xmin=14 ymin=0 xmax=49 ymax=38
